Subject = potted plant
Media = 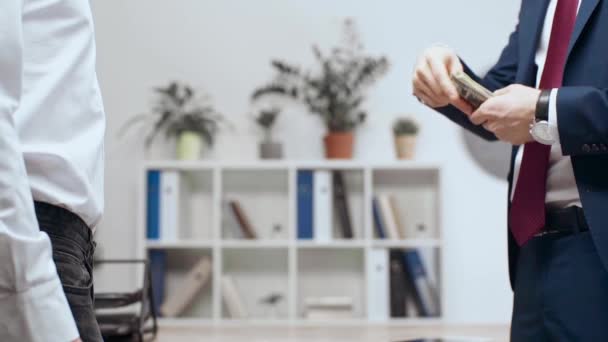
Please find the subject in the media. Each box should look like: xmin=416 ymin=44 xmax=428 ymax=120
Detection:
xmin=393 ymin=117 xmax=420 ymax=160
xmin=254 ymin=108 xmax=283 ymax=159
xmin=120 ymin=82 xmax=228 ymax=160
xmin=251 ymin=19 xmax=389 ymax=159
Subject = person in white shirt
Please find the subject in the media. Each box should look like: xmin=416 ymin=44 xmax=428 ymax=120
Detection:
xmin=0 ymin=1 xmax=82 ymax=341
xmin=0 ymin=0 xmax=105 ymax=340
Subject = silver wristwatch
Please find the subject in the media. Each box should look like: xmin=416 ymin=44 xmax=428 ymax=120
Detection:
xmin=529 ymin=89 xmax=554 ymax=145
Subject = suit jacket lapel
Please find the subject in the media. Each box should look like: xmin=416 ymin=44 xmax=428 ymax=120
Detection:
xmin=567 ymin=0 xmax=601 ymax=62
xmin=518 ymin=0 xmax=551 ymax=86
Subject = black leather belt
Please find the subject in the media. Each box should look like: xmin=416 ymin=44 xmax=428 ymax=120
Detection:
xmin=537 ymin=206 xmax=589 ymax=236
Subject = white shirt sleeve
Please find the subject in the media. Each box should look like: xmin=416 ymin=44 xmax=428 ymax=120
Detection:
xmin=548 ymin=89 xmax=561 ymax=144
xmin=0 ymin=1 xmax=79 ymax=341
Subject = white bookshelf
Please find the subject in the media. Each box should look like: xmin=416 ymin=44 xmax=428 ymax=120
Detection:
xmin=137 ymin=160 xmax=443 ymax=326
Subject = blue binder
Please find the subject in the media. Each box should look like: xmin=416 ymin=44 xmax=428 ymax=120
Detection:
xmin=297 ymin=170 xmax=314 ymax=239
xmin=147 ymin=170 xmax=161 ymax=240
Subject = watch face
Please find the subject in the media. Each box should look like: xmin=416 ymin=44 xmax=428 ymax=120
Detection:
xmin=531 ymin=121 xmax=554 ymax=145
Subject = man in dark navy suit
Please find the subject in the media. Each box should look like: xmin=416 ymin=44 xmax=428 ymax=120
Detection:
xmin=413 ymin=0 xmax=608 ymax=340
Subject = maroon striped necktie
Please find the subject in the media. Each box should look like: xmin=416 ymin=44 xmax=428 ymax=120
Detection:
xmin=509 ymin=0 xmax=579 ymax=246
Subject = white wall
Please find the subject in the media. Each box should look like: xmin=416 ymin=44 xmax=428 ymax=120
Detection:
xmin=92 ymin=0 xmax=520 ymax=323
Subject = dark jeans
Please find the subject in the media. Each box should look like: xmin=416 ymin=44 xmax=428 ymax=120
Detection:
xmin=35 ymin=201 xmax=103 ymax=342
xmin=511 ymin=230 xmax=608 ymax=341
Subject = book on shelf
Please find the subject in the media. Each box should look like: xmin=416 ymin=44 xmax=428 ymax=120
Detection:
xmin=333 ymin=171 xmax=354 ymax=239
xmin=372 ymin=197 xmax=386 ymax=239
xmin=149 ymin=250 xmax=167 ymax=316
xmin=146 ymin=170 xmax=181 ymax=241
xmin=367 ymin=248 xmax=389 ymax=321
xmin=221 ymin=275 xmax=248 ymax=318
xmin=297 ymin=170 xmax=314 ymax=240
xmin=388 ymin=196 xmax=407 ymax=239
xmin=160 ymin=256 xmax=212 ymax=317
xmin=400 ymin=249 xmax=440 ymax=317
xmin=377 ymin=194 xmax=401 ymax=240
xmin=228 ymin=200 xmax=258 ymax=239
xmin=389 ymin=249 xmax=408 ymax=317
xmin=313 ymin=170 xmax=333 ymax=242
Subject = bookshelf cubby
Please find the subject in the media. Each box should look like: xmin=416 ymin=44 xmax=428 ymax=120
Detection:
xmin=138 ymin=160 xmax=443 ymax=326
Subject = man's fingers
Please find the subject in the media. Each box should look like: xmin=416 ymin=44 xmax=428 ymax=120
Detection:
xmin=470 ymin=109 xmax=490 ymax=125
xmin=413 ymin=77 xmax=443 ymax=105
xmin=416 ymin=89 xmax=443 ymax=108
xmin=416 ymin=62 xmax=445 ymax=100
xmin=427 ymin=57 xmax=458 ymax=99
xmin=451 ymin=98 xmax=474 ymax=116
xmin=446 ymin=54 xmax=464 ymax=74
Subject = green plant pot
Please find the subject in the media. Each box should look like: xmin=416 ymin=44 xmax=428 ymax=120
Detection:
xmin=176 ymin=131 xmax=204 ymax=160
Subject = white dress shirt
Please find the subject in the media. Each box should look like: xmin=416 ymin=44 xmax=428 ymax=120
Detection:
xmin=511 ymin=0 xmax=582 ymax=209
xmin=0 ymin=0 xmax=80 ymax=340
xmin=16 ymin=0 xmax=105 ymax=228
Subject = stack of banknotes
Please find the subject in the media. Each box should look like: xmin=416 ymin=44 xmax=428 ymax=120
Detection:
xmin=451 ymin=71 xmax=493 ymax=109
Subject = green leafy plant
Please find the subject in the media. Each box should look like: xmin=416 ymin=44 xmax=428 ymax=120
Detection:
xmin=254 ymin=108 xmax=281 ymax=142
xmin=393 ymin=117 xmax=420 ymax=136
xmin=251 ymin=19 xmax=389 ymax=133
xmin=120 ymin=82 xmax=228 ymax=147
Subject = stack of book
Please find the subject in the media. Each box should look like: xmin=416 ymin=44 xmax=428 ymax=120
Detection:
xmin=367 ymin=248 xmax=440 ymax=319
xmin=304 ymin=296 xmax=354 ymax=319
xmin=297 ymin=170 xmax=354 ymax=241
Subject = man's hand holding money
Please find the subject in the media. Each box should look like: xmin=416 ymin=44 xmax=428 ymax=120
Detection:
xmin=412 ymin=45 xmax=541 ymax=145
xmin=412 ymin=46 xmax=474 ymax=114
xmin=471 ymin=85 xmax=541 ymax=145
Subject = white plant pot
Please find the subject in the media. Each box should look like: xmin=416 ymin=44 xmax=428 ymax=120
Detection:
xmin=395 ymin=135 xmax=417 ymax=160
xmin=176 ymin=131 xmax=204 ymax=160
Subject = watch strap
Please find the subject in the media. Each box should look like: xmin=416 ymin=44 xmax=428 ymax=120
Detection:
xmin=535 ymin=89 xmax=551 ymax=122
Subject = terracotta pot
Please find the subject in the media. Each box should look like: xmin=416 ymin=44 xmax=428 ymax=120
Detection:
xmin=176 ymin=131 xmax=204 ymax=160
xmin=259 ymin=141 xmax=284 ymax=159
xmin=395 ymin=135 xmax=417 ymax=160
xmin=324 ymin=132 xmax=354 ymax=159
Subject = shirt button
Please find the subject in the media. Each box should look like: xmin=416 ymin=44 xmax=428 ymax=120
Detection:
xmin=592 ymin=144 xmax=600 ymax=152
xmin=583 ymin=144 xmax=591 ymax=153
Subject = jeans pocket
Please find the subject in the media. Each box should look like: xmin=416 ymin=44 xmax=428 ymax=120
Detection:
xmin=54 ymin=250 xmax=93 ymax=307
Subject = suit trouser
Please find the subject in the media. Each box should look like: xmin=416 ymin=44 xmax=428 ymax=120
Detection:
xmin=510 ymin=230 xmax=608 ymax=341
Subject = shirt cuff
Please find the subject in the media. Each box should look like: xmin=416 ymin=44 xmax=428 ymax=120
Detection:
xmin=548 ymin=89 xmax=560 ymax=144
xmin=0 ymin=276 xmax=79 ymax=342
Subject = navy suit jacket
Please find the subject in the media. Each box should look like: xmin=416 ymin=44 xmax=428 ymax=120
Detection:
xmin=437 ymin=0 xmax=608 ymax=289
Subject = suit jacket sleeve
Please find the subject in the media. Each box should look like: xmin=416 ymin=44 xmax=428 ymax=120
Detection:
xmin=433 ymin=20 xmax=521 ymax=141
xmin=556 ymin=87 xmax=608 ymax=156
xmin=0 ymin=1 xmax=79 ymax=341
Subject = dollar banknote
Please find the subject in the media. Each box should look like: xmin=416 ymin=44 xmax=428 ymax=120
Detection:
xmin=451 ymin=71 xmax=493 ymax=110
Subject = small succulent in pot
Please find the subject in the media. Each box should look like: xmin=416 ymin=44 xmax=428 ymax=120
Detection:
xmin=393 ymin=117 xmax=420 ymax=160
xmin=120 ymin=81 xmax=229 ymax=159
xmin=254 ymin=108 xmax=281 ymax=143
xmin=393 ymin=117 xmax=420 ymax=137
xmin=253 ymin=107 xmax=284 ymax=159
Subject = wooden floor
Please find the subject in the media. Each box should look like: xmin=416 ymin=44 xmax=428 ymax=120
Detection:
xmin=157 ymin=325 xmax=510 ymax=342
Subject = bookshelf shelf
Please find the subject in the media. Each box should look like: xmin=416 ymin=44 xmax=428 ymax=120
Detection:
xmin=371 ymin=239 xmax=442 ymax=248
xmin=221 ymin=240 xmax=291 ymax=249
xmin=146 ymin=240 xmax=215 ymax=249
xmin=296 ymin=240 xmax=367 ymax=249
xmin=138 ymin=161 xmax=444 ymax=325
